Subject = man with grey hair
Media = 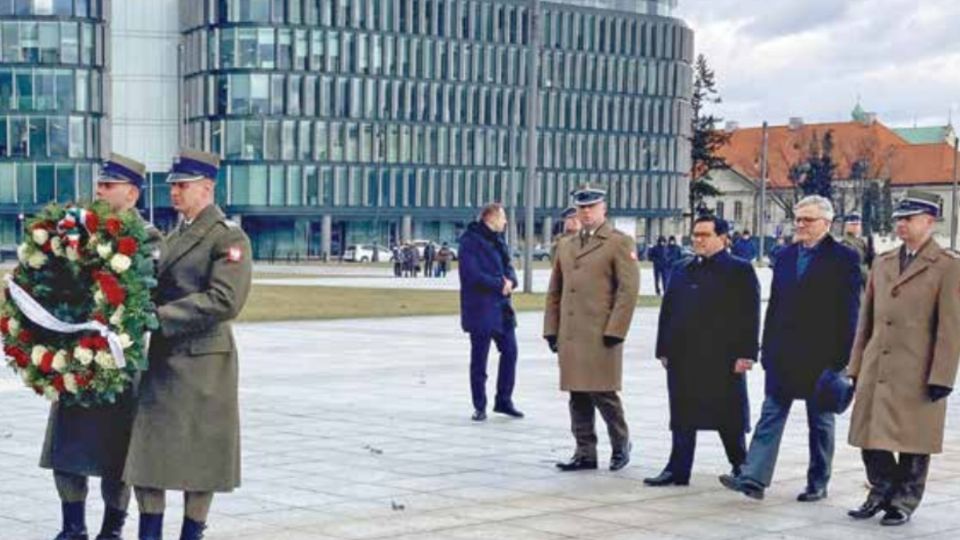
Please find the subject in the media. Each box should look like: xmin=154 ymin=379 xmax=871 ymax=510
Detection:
xmin=721 ymin=195 xmax=861 ymax=501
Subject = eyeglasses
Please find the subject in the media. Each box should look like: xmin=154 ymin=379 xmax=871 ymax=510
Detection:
xmin=691 ymin=232 xmax=717 ymax=239
xmin=794 ymin=216 xmax=825 ymax=225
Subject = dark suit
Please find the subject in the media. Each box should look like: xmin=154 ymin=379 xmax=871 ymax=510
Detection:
xmin=738 ymin=235 xmax=861 ymax=491
xmin=458 ymin=221 xmax=519 ymax=412
xmin=655 ymin=250 xmax=760 ymax=480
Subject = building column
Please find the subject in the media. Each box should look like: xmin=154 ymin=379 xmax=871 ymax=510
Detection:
xmin=321 ymin=214 xmax=332 ymax=261
xmin=401 ymin=215 xmax=413 ymax=243
xmin=542 ymin=216 xmax=553 ymax=244
xmin=294 ymin=217 xmax=309 ymax=260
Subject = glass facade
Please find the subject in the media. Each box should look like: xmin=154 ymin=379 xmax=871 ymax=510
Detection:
xmin=0 ymin=0 xmax=107 ymax=245
xmin=181 ymin=0 xmax=693 ymax=254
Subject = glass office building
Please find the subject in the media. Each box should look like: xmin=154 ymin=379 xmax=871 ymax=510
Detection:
xmin=0 ymin=0 xmax=108 ymax=244
xmin=180 ymin=0 xmax=693 ymax=258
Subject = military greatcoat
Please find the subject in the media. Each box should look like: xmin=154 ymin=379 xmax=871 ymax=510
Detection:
xmin=124 ymin=204 xmax=252 ymax=492
xmin=39 ymin=215 xmax=162 ymax=479
xmin=543 ymin=221 xmax=640 ymax=391
xmin=848 ymin=239 xmax=960 ymax=455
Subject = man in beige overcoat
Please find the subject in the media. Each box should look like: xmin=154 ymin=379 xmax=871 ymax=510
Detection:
xmin=124 ymin=149 xmax=253 ymax=540
xmin=544 ymin=185 xmax=640 ymax=472
xmin=847 ymin=190 xmax=960 ymax=526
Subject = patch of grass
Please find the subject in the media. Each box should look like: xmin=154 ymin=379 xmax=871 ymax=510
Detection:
xmin=239 ymin=285 xmax=661 ymax=322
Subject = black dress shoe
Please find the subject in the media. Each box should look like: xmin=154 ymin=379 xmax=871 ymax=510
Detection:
xmin=643 ymin=470 xmax=690 ymax=487
xmin=471 ymin=410 xmax=486 ymax=421
xmin=797 ymin=486 xmax=828 ymax=502
xmin=493 ymin=403 xmax=525 ymax=418
xmin=880 ymin=508 xmax=910 ymax=526
xmin=555 ymin=456 xmax=598 ymax=472
xmin=848 ymin=498 xmax=886 ymax=519
xmin=719 ymin=474 xmax=764 ymax=500
xmin=609 ymin=441 xmax=632 ymax=471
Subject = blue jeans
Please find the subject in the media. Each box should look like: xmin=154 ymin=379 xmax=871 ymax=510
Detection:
xmin=740 ymin=394 xmax=835 ymax=490
xmin=469 ymin=327 xmax=518 ymax=411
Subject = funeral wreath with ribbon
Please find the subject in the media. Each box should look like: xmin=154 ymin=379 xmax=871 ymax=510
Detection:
xmin=1 ymin=201 xmax=158 ymax=406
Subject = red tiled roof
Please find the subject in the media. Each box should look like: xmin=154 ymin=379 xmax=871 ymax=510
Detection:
xmin=718 ymin=121 xmax=958 ymax=188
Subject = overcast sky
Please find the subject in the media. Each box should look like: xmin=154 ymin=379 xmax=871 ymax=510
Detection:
xmin=673 ymin=0 xmax=960 ymax=129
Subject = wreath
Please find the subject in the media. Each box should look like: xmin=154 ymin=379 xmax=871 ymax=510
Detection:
xmin=0 ymin=201 xmax=158 ymax=407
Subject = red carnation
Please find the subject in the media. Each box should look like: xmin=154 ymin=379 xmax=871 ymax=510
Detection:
xmin=4 ymin=345 xmax=28 ymax=368
xmin=85 ymin=212 xmax=99 ymax=233
xmin=106 ymin=217 xmax=122 ymax=237
xmin=91 ymin=313 xmax=107 ymax=325
xmin=75 ymin=372 xmax=91 ymax=388
xmin=39 ymin=351 xmax=54 ymax=374
xmin=0 ymin=316 xmax=9 ymax=335
xmin=117 ymin=237 xmax=138 ymax=256
xmin=52 ymin=375 xmax=65 ymax=393
xmin=18 ymin=329 xmax=33 ymax=345
xmin=96 ymin=273 xmax=126 ymax=307
xmin=40 ymin=240 xmax=52 ymax=253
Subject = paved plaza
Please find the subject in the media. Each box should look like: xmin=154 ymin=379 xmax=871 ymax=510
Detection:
xmin=4 ymin=310 xmax=960 ymax=539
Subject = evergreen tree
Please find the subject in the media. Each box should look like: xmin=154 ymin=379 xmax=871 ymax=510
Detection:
xmin=689 ymin=54 xmax=730 ymax=229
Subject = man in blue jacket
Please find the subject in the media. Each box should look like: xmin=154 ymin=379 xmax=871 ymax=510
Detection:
xmin=732 ymin=230 xmax=758 ymax=262
xmin=720 ymin=195 xmax=861 ymax=501
xmin=458 ymin=203 xmax=523 ymax=421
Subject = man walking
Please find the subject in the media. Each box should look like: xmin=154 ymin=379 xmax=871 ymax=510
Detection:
xmin=423 ymin=242 xmax=436 ymax=278
xmin=544 ymin=185 xmax=640 ymax=472
xmin=124 ymin=149 xmax=253 ymax=540
xmin=42 ymin=154 xmax=161 ymax=540
xmin=645 ymin=215 xmax=760 ymax=487
xmin=847 ymin=191 xmax=960 ymax=526
xmin=458 ymin=203 xmax=523 ymax=421
xmin=648 ymin=236 xmax=669 ymax=296
xmin=720 ymin=195 xmax=860 ymax=501
xmin=435 ymin=242 xmax=452 ymax=277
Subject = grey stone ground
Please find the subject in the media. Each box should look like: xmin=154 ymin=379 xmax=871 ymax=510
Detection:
xmin=3 ymin=310 xmax=960 ymax=539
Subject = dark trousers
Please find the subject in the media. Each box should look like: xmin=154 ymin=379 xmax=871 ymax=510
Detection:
xmin=424 ymin=260 xmax=434 ymax=277
xmin=569 ymin=391 xmax=629 ymax=459
xmin=469 ymin=327 xmax=518 ymax=411
xmin=666 ymin=429 xmax=746 ymax=481
xmin=653 ymin=265 xmax=667 ymax=295
xmin=393 ymin=262 xmax=402 ymax=277
xmin=862 ymin=449 xmax=930 ymax=515
xmin=740 ymin=394 xmax=835 ymax=490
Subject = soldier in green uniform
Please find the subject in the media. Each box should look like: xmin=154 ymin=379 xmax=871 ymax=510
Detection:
xmin=549 ymin=206 xmax=581 ymax=262
xmin=839 ymin=213 xmax=874 ymax=287
xmin=123 ymin=149 xmax=252 ymax=540
xmin=41 ymin=154 xmax=162 ymax=540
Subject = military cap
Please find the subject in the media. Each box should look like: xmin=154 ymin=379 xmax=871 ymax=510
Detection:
xmin=570 ymin=184 xmax=606 ymax=207
xmin=98 ymin=153 xmax=146 ymax=190
xmin=561 ymin=206 xmax=578 ymax=219
xmin=892 ymin=190 xmax=942 ymax=219
xmin=843 ymin=213 xmax=862 ymax=224
xmin=166 ymin=148 xmax=221 ymax=183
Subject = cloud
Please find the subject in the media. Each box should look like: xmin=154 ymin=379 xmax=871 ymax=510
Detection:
xmin=673 ymin=0 xmax=960 ymax=127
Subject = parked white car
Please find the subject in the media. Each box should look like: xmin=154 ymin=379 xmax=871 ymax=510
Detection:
xmin=343 ymin=244 xmax=391 ymax=262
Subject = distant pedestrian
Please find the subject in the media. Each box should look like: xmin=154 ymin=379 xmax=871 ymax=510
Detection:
xmin=391 ymin=244 xmax=402 ymax=277
xmin=458 ymin=203 xmax=523 ymax=421
xmin=544 ymin=184 xmax=640 ymax=472
xmin=732 ymin=230 xmax=758 ymax=262
xmin=550 ymin=206 xmax=581 ymax=262
xmin=423 ymin=242 xmax=436 ymax=278
xmin=648 ymin=236 xmax=669 ymax=296
xmin=435 ymin=243 xmax=452 ymax=277
xmin=768 ymin=236 xmax=787 ymax=267
xmin=839 ymin=213 xmax=874 ymax=288
xmin=409 ymin=244 xmax=421 ymax=277
xmin=664 ymin=236 xmax=682 ymax=286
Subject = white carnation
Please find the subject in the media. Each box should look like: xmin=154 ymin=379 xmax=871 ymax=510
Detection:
xmin=66 ymin=245 xmax=79 ymax=261
xmin=8 ymin=317 xmax=19 ymax=335
xmin=51 ymin=350 xmax=68 ymax=372
xmin=50 ymin=236 xmax=63 ymax=256
xmin=93 ymin=289 xmax=105 ymax=305
xmin=17 ymin=243 xmax=28 ymax=263
xmin=32 ymin=228 xmax=49 ymax=246
xmin=31 ymin=346 xmax=46 ymax=366
xmin=19 ymin=368 xmax=32 ymax=384
xmin=96 ymin=243 xmax=113 ymax=259
xmin=94 ymin=350 xmax=116 ymax=370
xmin=119 ymin=333 xmax=133 ymax=349
xmin=74 ymin=346 xmax=94 ymax=366
xmin=109 ymin=305 xmax=125 ymax=326
xmin=63 ymin=373 xmax=78 ymax=394
xmin=43 ymin=385 xmax=59 ymax=402
xmin=109 ymin=254 xmax=132 ymax=273
xmin=27 ymin=251 xmax=47 ymax=269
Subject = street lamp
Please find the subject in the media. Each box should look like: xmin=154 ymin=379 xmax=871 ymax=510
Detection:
xmin=522 ymin=0 xmax=541 ymax=294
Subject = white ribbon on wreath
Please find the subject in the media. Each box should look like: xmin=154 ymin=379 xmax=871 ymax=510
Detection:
xmin=3 ymin=274 xmax=127 ymax=368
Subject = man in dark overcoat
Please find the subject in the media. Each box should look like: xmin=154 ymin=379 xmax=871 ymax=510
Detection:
xmin=41 ymin=154 xmax=161 ymax=540
xmin=720 ymin=195 xmax=861 ymax=501
xmin=458 ymin=203 xmax=522 ymax=421
xmin=124 ymin=149 xmax=252 ymax=540
xmin=647 ymin=236 xmax=669 ymax=296
xmin=645 ymin=215 xmax=760 ymax=487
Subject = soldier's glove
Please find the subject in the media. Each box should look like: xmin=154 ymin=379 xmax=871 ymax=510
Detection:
xmin=603 ymin=335 xmax=624 ymax=347
xmin=545 ymin=336 xmax=558 ymax=353
xmin=928 ymin=384 xmax=953 ymax=403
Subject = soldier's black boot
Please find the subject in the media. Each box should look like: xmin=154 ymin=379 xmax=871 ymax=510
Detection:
xmin=94 ymin=507 xmax=126 ymax=540
xmin=54 ymin=501 xmax=89 ymax=540
xmin=179 ymin=517 xmax=206 ymax=540
xmin=137 ymin=513 xmax=162 ymax=540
